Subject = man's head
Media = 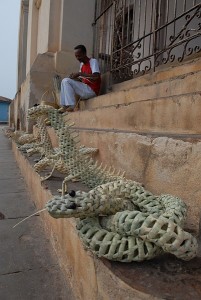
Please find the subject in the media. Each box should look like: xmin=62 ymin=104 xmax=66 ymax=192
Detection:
xmin=74 ymin=45 xmax=88 ymax=63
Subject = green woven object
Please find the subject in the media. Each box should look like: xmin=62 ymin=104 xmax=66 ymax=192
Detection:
xmin=27 ymin=104 xmax=198 ymax=262
xmin=46 ymin=180 xmax=198 ymax=262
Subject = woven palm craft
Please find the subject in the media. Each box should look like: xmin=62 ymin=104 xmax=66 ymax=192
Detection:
xmin=27 ymin=104 xmax=98 ymax=181
xmin=26 ymin=104 xmax=198 ymax=262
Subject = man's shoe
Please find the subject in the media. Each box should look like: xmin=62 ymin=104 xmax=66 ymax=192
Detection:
xmin=66 ymin=107 xmax=74 ymax=112
xmin=58 ymin=106 xmax=66 ymax=113
xmin=58 ymin=106 xmax=75 ymax=113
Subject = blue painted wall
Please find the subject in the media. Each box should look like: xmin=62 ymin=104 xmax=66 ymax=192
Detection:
xmin=0 ymin=102 xmax=10 ymax=122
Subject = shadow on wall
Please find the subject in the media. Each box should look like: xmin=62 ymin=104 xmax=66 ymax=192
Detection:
xmin=100 ymin=72 xmax=112 ymax=95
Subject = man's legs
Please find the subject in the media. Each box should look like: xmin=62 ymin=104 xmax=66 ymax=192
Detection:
xmin=60 ymin=78 xmax=96 ymax=108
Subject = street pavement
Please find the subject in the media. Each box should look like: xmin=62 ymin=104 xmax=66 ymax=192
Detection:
xmin=0 ymin=126 xmax=74 ymax=300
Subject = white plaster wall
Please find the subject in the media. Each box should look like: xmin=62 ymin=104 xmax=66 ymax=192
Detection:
xmin=60 ymin=0 xmax=95 ymax=56
xmin=17 ymin=0 xmax=29 ymax=89
xmin=26 ymin=0 xmax=95 ymax=74
xmin=37 ymin=0 xmax=50 ymax=53
xmin=18 ymin=0 xmax=97 ymax=129
xmin=48 ymin=0 xmax=62 ymax=52
xmin=54 ymin=0 xmax=96 ymax=74
xmin=26 ymin=0 xmax=39 ymax=74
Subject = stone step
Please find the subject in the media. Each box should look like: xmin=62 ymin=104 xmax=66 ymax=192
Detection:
xmin=38 ymin=125 xmax=201 ymax=235
xmin=112 ymin=56 xmax=201 ymax=92
xmin=80 ymin=58 xmax=201 ymax=111
xmin=74 ymin=128 xmax=201 ymax=142
xmin=68 ymin=56 xmax=201 ymax=135
xmin=67 ymin=92 xmax=201 ymax=135
xmin=12 ymin=141 xmax=201 ymax=300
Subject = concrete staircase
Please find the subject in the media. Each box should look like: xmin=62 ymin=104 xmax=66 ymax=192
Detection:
xmin=12 ymin=56 xmax=201 ymax=300
xmin=59 ymin=56 xmax=201 ymax=233
xmin=69 ymin=56 xmax=201 ymax=138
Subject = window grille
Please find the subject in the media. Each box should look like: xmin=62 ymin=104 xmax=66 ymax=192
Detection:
xmin=93 ymin=0 xmax=201 ymax=84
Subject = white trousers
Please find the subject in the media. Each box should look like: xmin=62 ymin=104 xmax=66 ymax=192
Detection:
xmin=60 ymin=78 xmax=96 ymax=106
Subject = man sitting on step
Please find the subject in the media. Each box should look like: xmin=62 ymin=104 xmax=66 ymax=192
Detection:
xmin=59 ymin=44 xmax=101 ymax=113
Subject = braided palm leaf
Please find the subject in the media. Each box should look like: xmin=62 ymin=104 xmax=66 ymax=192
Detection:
xmin=27 ymin=104 xmax=98 ymax=180
xmin=28 ymin=104 xmax=122 ymax=190
xmin=5 ymin=128 xmax=35 ymax=145
xmin=27 ymin=105 xmax=197 ymax=262
xmin=48 ymin=107 xmax=124 ymax=189
xmin=19 ymin=116 xmax=50 ymax=156
xmin=46 ymin=180 xmax=198 ymax=262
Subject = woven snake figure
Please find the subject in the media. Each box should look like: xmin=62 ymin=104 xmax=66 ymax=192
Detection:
xmin=27 ymin=104 xmax=98 ymax=181
xmin=5 ymin=128 xmax=35 ymax=146
xmin=26 ymin=113 xmax=60 ymax=178
xmin=46 ymin=179 xmax=198 ymax=262
xmin=19 ymin=116 xmax=49 ymax=156
xmin=27 ymin=105 xmax=198 ymax=262
xmin=28 ymin=104 xmax=125 ymax=192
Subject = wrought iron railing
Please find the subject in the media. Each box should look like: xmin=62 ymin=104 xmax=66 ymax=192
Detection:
xmin=93 ymin=0 xmax=201 ymax=84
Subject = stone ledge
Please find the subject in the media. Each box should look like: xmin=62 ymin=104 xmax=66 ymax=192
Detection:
xmin=12 ymin=142 xmax=201 ymax=300
xmin=112 ymin=56 xmax=201 ymax=93
xmin=33 ymin=125 xmax=201 ymax=233
xmin=12 ymin=142 xmax=158 ymax=300
xmin=80 ymin=66 xmax=201 ymax=111
xmin=69 ymin=93 xmax=201 ymax=135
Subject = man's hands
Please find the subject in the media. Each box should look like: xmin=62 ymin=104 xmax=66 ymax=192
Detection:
xmin=69 ymin=72 xmax=100 ymax=82
xmin=69 ymin=72 xmax=80 ymax=79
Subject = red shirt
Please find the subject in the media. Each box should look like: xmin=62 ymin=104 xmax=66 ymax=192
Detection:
xmin=80 ymin=58 xmax=101 ymax=95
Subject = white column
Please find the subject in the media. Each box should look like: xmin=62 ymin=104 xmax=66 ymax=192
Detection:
xmin=17 ymin=0 xmax=29 ymax=89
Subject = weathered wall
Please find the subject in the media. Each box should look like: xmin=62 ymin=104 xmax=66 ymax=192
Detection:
xmin=75 ymin=58 xmax=201 ymax=135
xmin=13 ymin=142 xmax=158 ymax=300
xmin=24 ymin=56 xmax=201 ymax=232
xmin=14 ymin=93 xmax=20 ymax=130
xmin=42 ymin=127 xmax=201 ymax=234
xmin=9 ymin=100 xmax=14 ymax=128
xmin=58 ymin=57 xmax=201 ymax=232
xmin=25 ymin=0 xmax=95 ymax=75
xmin=17 ymin=0 xmax=29 ymax=89
xmin=26 ymin=0 xmax=39 ymax=75
xmin=11 ymin=1 xmax=201 ymax=298
xmin=13 ymin=0 xmax=96 ymax=131
xmin=20 ymin=53 xmax=56 ymax=131
xmin=60 ymin=0 xmax=95 ymax=54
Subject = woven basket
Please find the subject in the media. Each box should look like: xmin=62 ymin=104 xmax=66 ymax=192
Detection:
xmin=40 ymin=89 xmax=60 ymax=109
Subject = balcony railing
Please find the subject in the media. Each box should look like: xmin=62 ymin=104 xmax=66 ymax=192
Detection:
xmin=93 ymin=0 xmax=201 ymax=84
